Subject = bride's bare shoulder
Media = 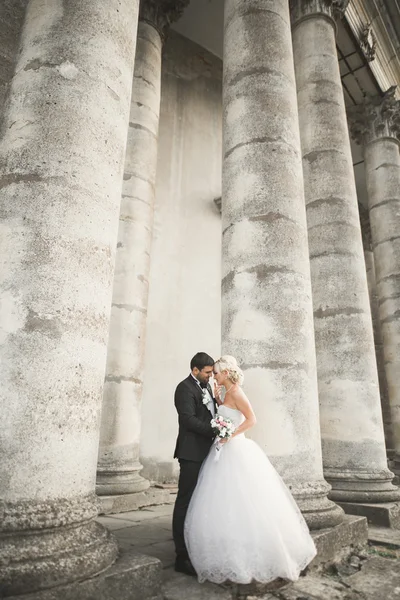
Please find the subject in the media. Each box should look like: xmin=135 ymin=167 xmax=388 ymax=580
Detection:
xmin=231 ymin=386 xmax=248 ymax=403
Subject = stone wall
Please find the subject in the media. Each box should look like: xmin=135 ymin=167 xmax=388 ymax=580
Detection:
xmin=140 ymin=31 xmax=222 ymax=483
xmin=0 ymin=1 xmax=27 ymax=124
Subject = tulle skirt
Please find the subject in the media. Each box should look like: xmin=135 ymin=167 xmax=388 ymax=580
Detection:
xmin=184 ymin=435 xmax=317 ymax=584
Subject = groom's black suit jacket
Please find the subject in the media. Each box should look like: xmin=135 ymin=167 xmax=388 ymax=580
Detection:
xmin=174 ymin=375 xmax=217 ymax=463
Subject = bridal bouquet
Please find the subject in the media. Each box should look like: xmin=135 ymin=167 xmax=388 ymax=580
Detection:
xmin=211 ymin=414 xmax=235 ymax=454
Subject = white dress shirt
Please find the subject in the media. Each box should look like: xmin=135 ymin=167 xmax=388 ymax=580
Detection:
xmin=190 ymin=373 xmax=215 ymax=417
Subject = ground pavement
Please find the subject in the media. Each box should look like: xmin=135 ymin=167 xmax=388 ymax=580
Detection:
xmin=97 ymin=504 xmax=400 ymax=600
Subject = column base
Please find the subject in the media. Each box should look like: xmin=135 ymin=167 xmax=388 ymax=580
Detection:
xmin=96 ymin=468 xmax=150 ymax=496
xmin=98 ymin=486 xmax=176 ymax=515
xmin=387 ymin=462 xmax=399 ymax=486
xmin=325 ymin=468 xmax=400 ymax=503
xmin=7 ymin=550 xmax=162 ymax=600
xmin=0 ymin=496 xmax=118 ymax=597
xmin=291 ymin=480 xmax=345 ymax=530
xmin=337 ymin=501 xmax=400 ymax=529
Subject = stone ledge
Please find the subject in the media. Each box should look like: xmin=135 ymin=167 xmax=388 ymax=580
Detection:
xmin=8 ymin=550 xmax=162 ymax=600
xmin=310 ymin=514 xmax=368 ymax=568
xmin=368 ymin=526 xmax=400 ymax=548
xmin=337 ymin=501 xmax=400 ymax=529
xmin=98 ymin=486 xmax=177 ymax=515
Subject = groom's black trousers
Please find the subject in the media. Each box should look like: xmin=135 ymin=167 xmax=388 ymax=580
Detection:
xmin=172 ymin=459 xmax=203 ymax=559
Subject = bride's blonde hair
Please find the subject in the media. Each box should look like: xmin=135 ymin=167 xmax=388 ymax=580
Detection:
xmin=214 ymin=355 xmax=244 ymax=385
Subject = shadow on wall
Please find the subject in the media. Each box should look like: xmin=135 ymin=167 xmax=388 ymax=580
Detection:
xmin=0 ymin=0 xmax=29 ymax=124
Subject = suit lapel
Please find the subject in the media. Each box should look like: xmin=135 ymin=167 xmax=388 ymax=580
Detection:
xmin=187 ymin=374 xmax=203 ymax=399
xmin=186 ymin=375 xmax=217 ymax=415
xmin=187 ymin=375 xmax=216 ymax=416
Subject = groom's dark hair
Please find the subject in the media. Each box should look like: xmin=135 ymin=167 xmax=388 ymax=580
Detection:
xmin=190 ymin=352 xmax=214 ymax=371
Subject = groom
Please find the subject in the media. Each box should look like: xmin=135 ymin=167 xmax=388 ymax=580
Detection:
xmin=172 ymin=352 xmax=217 ymax=576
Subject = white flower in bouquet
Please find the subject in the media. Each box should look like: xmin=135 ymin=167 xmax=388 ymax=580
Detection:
xmin=210 ymin=414 xmax=236 ymax=457
xmin=202 ymin=388 xmax=210 ymax=405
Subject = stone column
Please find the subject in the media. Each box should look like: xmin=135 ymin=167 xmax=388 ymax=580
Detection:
xmin=291 ymin=0 xmax=399 ymax=503
xmin=97 ymin=0 xmax=189 ymax=504
xmin=350 ymin=88 xmax=400 ymax=475
xmin=359 ymin=202 xmax=393 ymax=458
xmin=222 ymin=0 xmax=343 ymax=529
xmin=0 ymin=0 xmax=143 ymax=597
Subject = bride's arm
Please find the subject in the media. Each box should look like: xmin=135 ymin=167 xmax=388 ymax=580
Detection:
xmin=228 ymin=389 xmax=257 ymax=440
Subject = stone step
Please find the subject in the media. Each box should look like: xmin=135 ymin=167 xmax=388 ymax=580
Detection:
xmin=344 ymin=555 xmax=400 ymax=599
xmin=251 ymin=575 xmax=355 ymax=600
xmin=337 ymin=501 xmax=400 ymax=529
xmin=368 ymin=526 xmax=400 ymax=548
xmin=8 ymin=551 xmax=163 ymax=600
xmin=98 ymin=486 xmax=176 ymax=515
xmin=310 ymin=514 xmax=367 ymax=567
xmin=162 ymin=569 xmax=233 ymax=600
xmin=162 ymin=571 xmax=293 ymax=600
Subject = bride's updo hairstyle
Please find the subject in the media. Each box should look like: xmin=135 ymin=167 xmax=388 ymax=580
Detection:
xmin=214 ymin=355 xmax=244 ymax=385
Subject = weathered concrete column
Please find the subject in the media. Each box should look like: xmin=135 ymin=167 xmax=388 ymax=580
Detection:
xmin=350 ymin=88 xmax=400 ymax=475
xmin=222 ymin=0 xmax=343 ymax=529
xmin=291 ymin=0 xmax=399 ymax=504
xmin=96 ymin=0 xmax=189 ymax=509
xmin=359 ymin=202 xmax=393 ymax=458
xmin=0 ymin=1 xmax=162 ymax=598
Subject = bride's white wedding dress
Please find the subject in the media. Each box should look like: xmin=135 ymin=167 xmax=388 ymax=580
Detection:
xmin=184 ymin=405 xmax=317 ymax=584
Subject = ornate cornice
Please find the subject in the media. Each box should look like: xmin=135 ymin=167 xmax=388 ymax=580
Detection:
xmin=139 ymin=0 xmax=190 ymax=40
xmin=360 ymin=23 xmax=377 ymax=62
xmin=348 ymin=86 xmax=400 ymax=146
xmin=290 ymin=0 xmax=350 ymax=27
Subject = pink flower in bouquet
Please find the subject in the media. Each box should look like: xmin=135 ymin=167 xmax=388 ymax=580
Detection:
xmin=210 ymin=414 xmax=236 ymax=441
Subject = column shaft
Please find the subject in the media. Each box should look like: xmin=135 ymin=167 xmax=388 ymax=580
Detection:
xmin=96 ymin=0 xmax=189 ymax=501
xmin=97 ymin=19 xmax=162 ymax=496
xmin=292 ymin=2 xmax=399 ymax=502
xmin=365 ymin=134 xmax=400 ymax=471
xmin=0 ymin=0 xmax=138 ymax=596
xmin=222 ymin=0 xmax=343 ymax=529
xmin=359 ymin=204 xmax=393 ymax=457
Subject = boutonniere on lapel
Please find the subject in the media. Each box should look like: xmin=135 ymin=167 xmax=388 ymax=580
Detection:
xmin=202 ymin=388 xmax=209 ymax=405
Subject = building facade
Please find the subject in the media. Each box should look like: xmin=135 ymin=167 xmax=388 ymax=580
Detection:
xmin=1 ymin=0 xmax=400 ymax=597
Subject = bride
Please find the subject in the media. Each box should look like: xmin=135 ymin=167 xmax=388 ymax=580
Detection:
xmin=184 ymin=355 xmax=317 ymax=584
